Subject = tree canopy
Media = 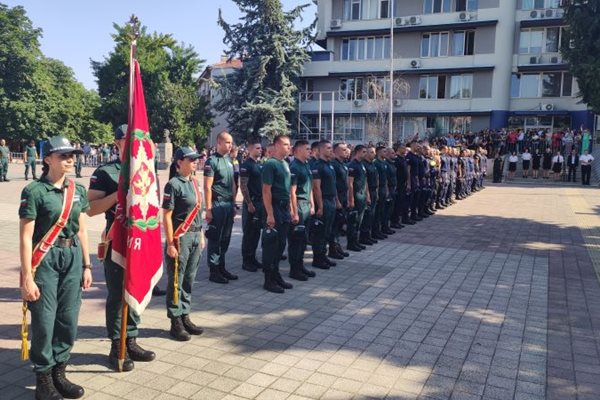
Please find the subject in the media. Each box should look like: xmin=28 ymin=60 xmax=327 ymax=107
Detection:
xmin=561 ymin=0 xmax=600 ymax=113
xmin=0 ymin=3 xmax=111 ymax=143
xmin=92 ymin=21 xmax=212 ymax=146
xmin=216 ymin=0 xmax=314 ymax=141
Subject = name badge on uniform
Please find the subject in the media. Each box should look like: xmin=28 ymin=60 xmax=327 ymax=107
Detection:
xmin=73 ymin=195 xmax=81 ymax=203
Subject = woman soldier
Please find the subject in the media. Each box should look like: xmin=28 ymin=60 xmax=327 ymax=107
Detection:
xmin=19 ymin=136 xmax=92 ymax=400
xmin=163 ymin=147 xmax=205 ymax=341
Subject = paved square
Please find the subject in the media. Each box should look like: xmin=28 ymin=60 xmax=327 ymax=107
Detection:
xmin=1 ymin=166 xmax=600 ymax=399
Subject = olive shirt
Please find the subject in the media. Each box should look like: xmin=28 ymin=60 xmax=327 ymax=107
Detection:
xmin=26 ymin=145 xmax=36 ymax=159
xmin=347 ymin=159 xmax=367 ymax=200
xmin=19 ymin=177 xmax=89 ymax=246
xmin=290 ymin=159 xmax=312 ymax=201
xmin=203 ymin=153 xmax=234 ymax=201
xmin=311 ymin=159 xmax=337 ymax=198
xmin=162 ymin=175 xmax=203 ymax=232
xmin=374 ymin=158 xmax=388 ymax=196
xmin=261 ymin=158 xmax=291 ymax=202
xmin=89 ymin=160 xmax=121 ymax=231
xmin=331 ymin=158 xmax=349 ymax=205
xmin=363 ymin=160 xmax=379 ymax=191
xmin=239 ymin=158 xmax=263 ymax=200
xmin=0 ymin=145 xmax=9 ymax=159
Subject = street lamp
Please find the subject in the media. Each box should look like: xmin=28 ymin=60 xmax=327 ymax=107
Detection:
xmin=388 ymin=0 xmax=395 ymax=146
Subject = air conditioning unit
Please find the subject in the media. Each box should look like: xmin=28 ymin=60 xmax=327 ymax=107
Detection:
xmin=410 ymin=59 xmax=421 ymax=68
xmin=330 ymin=19 xmax=342 ymax=29
xmin=395 ymin=17 xmax=406 ymax=26
xmin=541 ymin=103 xmax=554 ymax=111
xmin=545 ymin=9 xmax=554 ymax=18
xmin=529 ymin=56 xmax=541 ymax=64
xmin=408 ymin=16 xmax=422 ymax=25
xmin=353 ymin=99 xmax=364 ymax=107
xmin=530 ymin=10 xmax=538 ymax=18
xmin=459 ymin=12 xmax=471 ymax=22
xmin=550 ymin=56 xmax=561 ymax=64
xmin=394 ymin=99 xmax=402 ymax=107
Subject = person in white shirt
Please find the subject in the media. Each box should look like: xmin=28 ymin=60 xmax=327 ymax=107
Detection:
xmin=580 ymin=150 xmax=594 ymax=186
xmin=521 ymin=148 xmax=532 ymax=178
xmin=508 ymin=152 xmax=518 ymax=180
xmin=552 ymin=152 xmax=564 ymax=181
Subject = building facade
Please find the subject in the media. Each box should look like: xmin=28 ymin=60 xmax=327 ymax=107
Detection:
xmin=299 ymin=0 xmax=596 ymax=143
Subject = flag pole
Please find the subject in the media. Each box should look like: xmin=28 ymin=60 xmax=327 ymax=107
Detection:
xmin=118 ymin=14 xmax=140 ymax=372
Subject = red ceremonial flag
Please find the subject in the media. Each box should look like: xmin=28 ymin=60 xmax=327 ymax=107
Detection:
xmin=111 ymin=58 xmax=163 ymax=315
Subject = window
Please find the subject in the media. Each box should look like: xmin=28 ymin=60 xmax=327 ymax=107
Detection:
xmin=449 ymin=74 xmax=473 ymax=99
xmin=367 ymin=77 xmax=388 ymax=100
xmin=379 ymin=0 xmax=390 ymax=18
xmin=452 ymin=31 xmax=475 ymax=56
xmin=344 ymin=0 xmax=362 ymax=20
xmin=511 ymin=72 xmax=573 ymax=98
xmin=456 ymin=0 xmax=478 ymax=11
xmin=562 ymin=72 xmax=573 ymax=97
xmin=521 ymin=74 xmax=541 ymax=97
xmin=424 ymin=0 xmax=451 ymax=14
xmin=340 ymin=78 xmax=364 ymax=100
xmin=519 ymin=28 xmax=544 ymax=54
xmin=344 ymin=0 xmax=393 ymax=20
xmin=511 ymin=74 xmax=521 ymax=98
xmin=304 ymin=79 xmax=314 ymax=101
xmin=341 ymin=36 xmax=390 ymax=60
xmin=542 ymin=72 xmax=561 ymax=97
xmin=419 ymin=76 xmax=439 ymax=99
xmin=522 ymin=0 xmax=560 ymax=9
xmin=421 ymin=32 xmax=449 ymax=57
xmin=545 ymin=27 xmax=560 ymax=53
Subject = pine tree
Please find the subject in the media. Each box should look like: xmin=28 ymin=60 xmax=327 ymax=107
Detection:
xmin=216 ymin=0 xmax=313 ymax=141
xmin=561 ymin=0 xmax=600 ymax=113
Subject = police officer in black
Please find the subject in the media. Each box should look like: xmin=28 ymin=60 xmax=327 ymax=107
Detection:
xmin=289 ymin=140 xmax=316 ymax=280
xmin=384 ymin=148 xmax=401 ymax=231
xmin=330 ymin=143 xmax=350 ymax=260
xmin=261 ymin=135 xmax=293 ymax=293
xmin=406 ymin=142 xmax=422 ymax=222
xmin=239 ymin=140 xmax=263 ymax=272
xmin=204 ymin=131 xmax=238 ymax=283
xmin=373 ymin=146 xmax=392 ymax=237
xmin=359 ymin=146 xmax=380 ymax=244
xmin=393 ymin=144 xmax=413 ymax=226
xmin=347 ymin=145 xmax=369 ymax=251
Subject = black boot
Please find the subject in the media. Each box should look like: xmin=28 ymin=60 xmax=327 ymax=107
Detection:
xmin=219 ymin=264 xmax=238 ymax=280
xmin=328 ymin=246 xmax=344 ymax=260
xmin=35 ymin=370 xmax=62 ymax=400
xmin=274 ymin=270 xmax=293 ymax=289
xmin=301 ymin=264 xmax=316 ymax=277
xmin=108 ymin=339 xmax=134 ymax=372
xmin=170 ymin=317 xmax=191 ymax=341
xmin=209 ymin=265 xmax=228 ymax=284
xmin=251 ymin=258 xmax=263 ymax=269
xmin=126 ymin=337 xmax=156 ymax=362
xmin=347 ymin=242 xmax=362 ymax=252
xmin=52 ymin=363 xmax=84 ymax=399
xmin=336 ymin=243 xmax=350 ymax=257
xmin=152 ymin=286 xmax=166 ymax=296
xmin=359 ymin=237 xmax=374 ymax=246
xmin=289 ymin=264 xmax=308 ymax=281
xmin=242 ymin=260 xmax=258 ymax=272
xmin=324 ymin=256 xmax=337 ymax=267
xmin=312 ymin=255 xmax=330 ymax=270
xmin=182 ymin=315 xmax=204 ymax=335
xmin=263 ymin=269 xmax=285 ymax=293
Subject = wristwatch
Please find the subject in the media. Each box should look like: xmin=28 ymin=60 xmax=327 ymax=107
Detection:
xmin=83 ymin=264 xmax=92 ymax=270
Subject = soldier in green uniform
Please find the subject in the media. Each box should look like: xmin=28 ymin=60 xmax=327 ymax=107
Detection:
xmin=162 ymin=147 xmax=204 ymax=341
xmin=311 ymin=140 xmax=338 ymax=269
xmin=288 ymin=140 xmax=316 ymax=281
xmin=74 ymin=143 xmax=83 ymax=178
xmin=360 ymin=146 xmax=380 ymax=244
xmin=373 ymin=146 xmax=391 ymax=239
xmin=383 ymin=148 xmax=398 ymax=235
xmin=329 ymin=143 xmax=350 ymax=260
xmin=20 ymin=136 xmax=91 ymax=400
xmin=203 ymin=131 xmax=238 ymax=283
xmin=0 ymin=139 xmax=10 ymax=181
xmin=25 ymin=139 xmax=38 ymax=180
xmin=87 ymin=125 xmax=155 ymax=371
xmin=261 ymin=135 xmax=294 ymax=293
xmin=347 ymin=145 xmax=369 ymax=252
xmin=239 ymin=140 xmax=263 ymax=272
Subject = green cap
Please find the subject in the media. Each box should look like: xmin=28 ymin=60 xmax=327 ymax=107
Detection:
xmin=174 ymin=146 xmax=200 ymax=161
xmin=42 ymin=136 xmax=83 ymax=156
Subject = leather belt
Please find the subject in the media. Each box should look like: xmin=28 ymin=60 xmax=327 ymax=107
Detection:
xmin=55 ymin=238 xmax=74 ymax=248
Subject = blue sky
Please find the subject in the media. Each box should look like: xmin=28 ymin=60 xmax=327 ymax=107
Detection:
xmin=5 ymin=0 xmax=317 ymax=89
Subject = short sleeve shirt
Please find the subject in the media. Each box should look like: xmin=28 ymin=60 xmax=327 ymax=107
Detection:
xmin=0 ymin=145 xmax=9 ymax=159
xmin=19 ymin=178 xmax=89 ymax=246
xmin=162 ymin=175 xmax=202 ymax=232
xmin=374 ymin=159 xmax=388 ymax=194
xmin=240 ymin=158 xmax=263 ymax=200
xmin=26 ymin=145 xmax=36 ymax=159
xmin=407 ymin=152 xmax=420 ymax=178
xmin=89 ymin=160 xmax=121 ymax=230
xmin=347 ymin=159 xmax=367 ymax=199
xmin=204 ymin=153 xmax=234 ymax=201
xmin=331 ymin=158 xmax=349 ymax=204
xmin=312 ymin=159 xmax=337 ymax=198
xmin=261 ymin=158 xmax=291 ymax=202
xmin=386 ymin=159 xmax=397 ymax=189
xmin=290 ymin=159 xmax=312 ymax=201
xmin=363 ymin=160 xmax=379 ymax=191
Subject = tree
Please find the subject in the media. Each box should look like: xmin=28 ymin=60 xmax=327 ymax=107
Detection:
xmin=92 ymin=21 xmax=211 ymax=146
xmin=364 ymin=75 xmax=410 ymax=145
xmin=216 ymin=0 xmax=314 ymax=141
xmin=561 ymin=0 xmax=600 ymax=113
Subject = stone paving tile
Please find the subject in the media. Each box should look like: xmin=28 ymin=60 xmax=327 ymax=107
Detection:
xmin=2 ymin=172 xmax=600 ymax=399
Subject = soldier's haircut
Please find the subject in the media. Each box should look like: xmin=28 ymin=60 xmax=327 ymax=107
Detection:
xmin=294 ymin=140 xmax=309 ymax=150
xmin=318 ymin=140 xmax=331 ymax=150
xmin=247 ymin=138 xmax=261 ymax=146
xmin=273 ymin=134 xmax=290 ymax=144
xmin=311 ymin=141 xmax=320 ymax=150
xmin=354 ymin=144 xmax=366 ymax=153
xmin=376 ymin=145 xmax=386 ymax=154
xmin=333 ymin=142 xmax=346 ymax=150
xmin=217 ymin=131 xmax=232 ymax=142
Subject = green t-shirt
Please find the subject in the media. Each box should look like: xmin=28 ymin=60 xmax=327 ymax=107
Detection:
xmin=374 ymin=158 xmax=388 ymax=194
xmin=261 ymin=157 xmax=291 ymax=202
xmin=240 ymin=157 xmax=262 ymax=200
xmin=26 ymin=145 xmax=36 ymax=159
xmin=386 ymin=159 xmax=397 ymax=189
xmin=162 ymin=175 xmax=203 ymax=232
xmin=203 ymin=153 xmax=234 ymax=201
xmin=0 ymin=145 xmax=9 ymax=159
xmin=363 ymin=159 xmax=379 ymax=191
xmin=311 ymin=159 xmax=337 ymax=198
xmin=19 ymin=177 xmax=89 ymax=246
xmin=290 ymin=158 xmax=312 ymax=201
xmin=89 ymin=160 xmax=121 ymax=230
xmin=348 ymin=159 xmax=367 ymax=199
xmin=331 ymin=158 xmax=349 ymax=204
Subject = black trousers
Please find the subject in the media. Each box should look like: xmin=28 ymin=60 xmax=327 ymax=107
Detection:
xmin=568 ymin=165 xmax=577 ymax=182
xmin=582 ymin=165 xmax=591 ymax=185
